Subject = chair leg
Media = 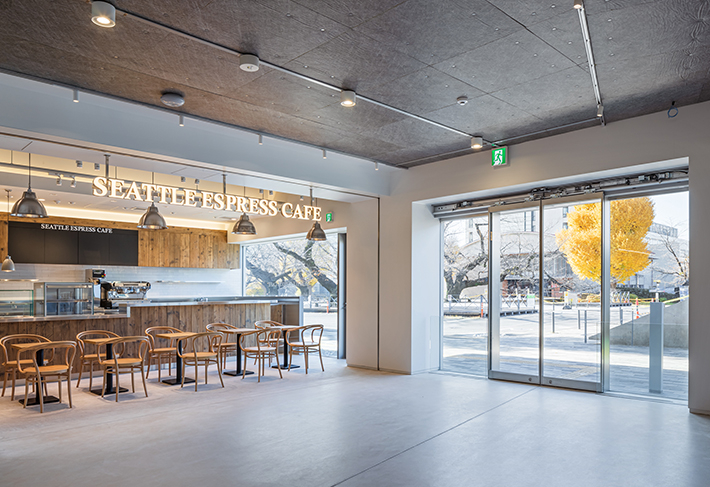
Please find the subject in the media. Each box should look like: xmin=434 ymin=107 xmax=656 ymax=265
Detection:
xmin=217 ymin=358 xmax=224 ymax=388
xmin=305 ymin=348 xmax=309 ymax=374
xmin=180 ymin=361 xmax=186 ymax=389
xmin=288 ymin=349 xmax=293 ymax=371
xmin=319 ymin=348 xmax=324 ymax=371
xmin=88 ymin=361 xmax=94 ymax=391
xmin=158 ymin=354 xmax=162 ymax=381
xmin=101 ymin=368 xmax=107 ymax=398
xmin=140 ymin=364 xmax=148 ymax=397
xmin=131 ymin=369 xmax=136 ymax=393
xmin=205 ymin=363 xmax=209 ymax=385
xmin=66 ymin=372 xmax=73 ymax=408
xmin=76 ymin=361 xmax=84 ymax=388
xmin=242 ymin=353 xmax=247 ymax=379
xmin=38 ymin=376 xmax=44 ymax=413
xmin=194 ymin=362 xmax=198 ymax=392
xmin=11 ymin=368 xmax=16 ymax=401
xmin=23 ymin=377 xmax=29 ymax=409
xmin=58 ymin=375 xmax=63 ymax=403
xmin=115 ymin=369 xmax=120 ymax=402
xmin=1 ymin=369 xmax=7 ymax=397
xmin=146 ymin=354 xmax=152 ymax=379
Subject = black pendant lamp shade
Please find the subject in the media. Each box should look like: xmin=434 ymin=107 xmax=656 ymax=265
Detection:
xmin=137 ymin=202 xmax=168 ymax=229
xmin=306 ymin=221 xmax=326 ymax=241
xmin=232 ymin=212 xmax=256 ymax=235
xmin=11 ymin=154 xmax=47 ymax=218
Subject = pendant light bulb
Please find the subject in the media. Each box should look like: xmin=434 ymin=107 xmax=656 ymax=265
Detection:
xmin=91 ymin=1 xmax=116 ymax=27
xmin=258 ymin=134 xmax=263 ymax=145
xmin=11 ymin=154 xmax=47 ymax=218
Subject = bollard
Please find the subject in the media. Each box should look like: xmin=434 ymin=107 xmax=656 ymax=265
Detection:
xmin=619 ymin=307 xmax=623 ymax=325
xmin=552 ymin=311 xmax=555 ymax=333
xmin=631 ymin=315 xmax=634 ymax=346
xmin=577 ymin=309 xmax=581 ymax=330
xmin=649 ymin=302 xmax=664 ymax=393
xmin=584 ymin=310 xmax=588 ymax=343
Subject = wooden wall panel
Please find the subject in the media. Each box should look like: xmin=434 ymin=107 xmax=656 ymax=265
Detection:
xmin=1 ymin=213 xmax=239 ymax=269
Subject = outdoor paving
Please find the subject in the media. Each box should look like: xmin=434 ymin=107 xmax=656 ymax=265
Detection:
xmin=443 ymin=311 xmax=688 ymax=402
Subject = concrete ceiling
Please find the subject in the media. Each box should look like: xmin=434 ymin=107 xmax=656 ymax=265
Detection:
xmin=0 ymin=0 xmax=708 ymax=168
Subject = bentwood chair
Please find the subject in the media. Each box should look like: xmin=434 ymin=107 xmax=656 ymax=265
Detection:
xmin=239 ymin=329 xmax=283 ymax=382
xmin=17 ymin=341 xmax=76 ymax=413
xmin=205 ymin=323 xmax=239 ymax=369
xmin=1 ymin=334 xmax=51 ymax=400
xmin=97 ymin=336 xmax=150 ymax=402
xmin=286 ymin=324 xmax=325 ymax=374
xmin=254 ymin=320 xmax=283 ymax=366
xmin=75 ymin=330 xmax=119 ymax=390
xmin=144 ymin=326 xmax=181 ymax=380
xmin=177 ymin=332 xmax=224 ymax=391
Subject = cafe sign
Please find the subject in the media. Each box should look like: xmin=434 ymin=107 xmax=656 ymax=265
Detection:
xmin=92 ymin=177 xmax=322 ymax=221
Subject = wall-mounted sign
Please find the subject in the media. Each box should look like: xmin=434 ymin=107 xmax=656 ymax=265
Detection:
xmin=492 ymin=146 xmax=508 ymax=167
xmin=40 ymin=223 xmax=113 ymax=233
xmin=92 ymin=177 xmax=322 ymax=221
xmin=325 ymin=212 xmax=333 ymax=222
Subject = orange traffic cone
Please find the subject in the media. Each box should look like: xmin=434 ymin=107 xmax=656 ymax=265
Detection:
xmin=635 ymin=297 xmax=640 ymax=319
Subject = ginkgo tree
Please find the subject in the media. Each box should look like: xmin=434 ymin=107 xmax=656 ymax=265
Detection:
xmin=557 ymin=197 xmax=654 ymax=285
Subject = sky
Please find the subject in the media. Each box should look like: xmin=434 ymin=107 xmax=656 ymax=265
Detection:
xmin=650 ymin=192 xmax=689 ymax=239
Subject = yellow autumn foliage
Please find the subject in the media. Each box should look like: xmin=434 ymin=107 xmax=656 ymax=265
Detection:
xmin=556 ymin=197 xmax=654 ymax=283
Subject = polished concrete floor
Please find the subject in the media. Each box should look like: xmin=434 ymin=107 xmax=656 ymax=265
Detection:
xmin=1 ymin=358 xmax=709 ymax=487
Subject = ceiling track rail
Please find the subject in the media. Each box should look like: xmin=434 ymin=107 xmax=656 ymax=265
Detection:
xmin=433 ymin=169 xmax=688 ymax=218
xmin=119 ymin=8 xmax=476 ymax=141
xmin=577 ymin=3 xmax=605 ymax=126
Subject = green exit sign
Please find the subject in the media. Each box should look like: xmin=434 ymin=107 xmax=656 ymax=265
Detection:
xmin=325 ymin=212 xmax=333 ymax=222
xmin=492 ymin=146 xmax=508 ymax=167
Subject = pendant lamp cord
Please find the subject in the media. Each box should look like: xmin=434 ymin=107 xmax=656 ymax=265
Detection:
xmin=28 ymin=154 xmax=32 ymax=190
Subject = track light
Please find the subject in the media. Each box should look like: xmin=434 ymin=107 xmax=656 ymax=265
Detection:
xmin=73 ymin=89 xmax=79 ymax=103
xmin=179 ymin=114 xmax=184 ymax=127
xmin=94 ymin=163 xmax=101 ymax=170
xmin=76 ymin=160 xmax=83 ymax=168
xmin=340 ymin=90 xmax=356 ymax=107
xmin=91 ymin=1 xmax=116 ymax=27
xmin=597 ymin=103 xmax=604 ymax=117
xmin=258 ymin=134 xmax=263 ymax=145
xmin=574 ymin=0 xmax=583 ymax=9
xmin=471 ymin=136 xmax=483 ymax=149
xmin=181 ymin=176 xmax=186 ymax=183
xmin=56 ymin=174 xmax=62 ymax=186
xmin=70 ymin=176 xmax=77 ymax=188
xmin=240 ymin=54 xmax=260 ymax=72
xmin=322 ymin=149 xmax=327 ymax=159
xmin=375 ymin=162 xmax=379 ymax=171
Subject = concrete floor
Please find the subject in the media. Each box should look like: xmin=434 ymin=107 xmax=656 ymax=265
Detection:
xmin=1 ymin=358 xmax=709 ymax=487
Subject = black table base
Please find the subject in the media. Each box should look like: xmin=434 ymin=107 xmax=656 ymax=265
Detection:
xmin=273 ymin=337 xmax=299 ymax=369
xmin=19 ymin=395 xmax=60 ymax=406
xmin=89 ymin=386 xmax=129 ymax=396
xmin=161 ymin=377 xmax=195 ymax=385
xmin=224 ymin=370 xmax=254 ymax=377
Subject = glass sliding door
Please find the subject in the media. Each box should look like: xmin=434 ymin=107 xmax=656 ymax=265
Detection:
xmin=441 ymin=215 xmax=489 ymax=376
xmin=489 ymin=204 xmax=541 ymax=382
xmin=541 ymin=197 xmax=602 ymax=391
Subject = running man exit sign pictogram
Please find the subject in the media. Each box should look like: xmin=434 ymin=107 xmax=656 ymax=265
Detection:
xmin=492 ymin=146 xmax=508 ymax=167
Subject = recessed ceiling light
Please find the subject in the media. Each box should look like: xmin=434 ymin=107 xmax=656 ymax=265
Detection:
xmin=91 ymin=1 xmax=116 ymax=27
xmin=161 ymin=92 xmax=185 ymax=108
xmin=240 ymin=54 xmax=260 ymax=72
xmin=340 ymin=90 xmax=356 ymax=107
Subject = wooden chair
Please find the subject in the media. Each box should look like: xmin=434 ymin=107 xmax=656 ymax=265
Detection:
xmin=97 ymin=336 xmax=150 ymax=402
xmin=177 ymin=332 xmax=224 ymax=391
xmin=1 ymin=334 xmax=51 ymax=400
xmin=254 ymin=320 xmax=283 ymax=366
xmin=205 ymin=323 xmax=239 ymax=369
xmin=286 ymin=324 xmax=325 ymax=374
xmin=75 ymin=330 xmax=119 ymax=390
xmin=17 ymin=341 xmax=76 ymax=413
xmin=239 ymin=329 xmax=283 ymax=382
xmin=144 ymin=326 xmax=180 ymax=380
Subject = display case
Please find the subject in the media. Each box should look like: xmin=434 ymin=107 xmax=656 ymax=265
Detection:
xmin=36 ymin=282 xmax=94 ymax=316
xmin=0 ymin=289 xmax=34 ymax=317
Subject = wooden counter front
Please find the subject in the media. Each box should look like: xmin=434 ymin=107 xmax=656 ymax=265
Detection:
xmin=0 ymin=302 xmax=271 ymax=373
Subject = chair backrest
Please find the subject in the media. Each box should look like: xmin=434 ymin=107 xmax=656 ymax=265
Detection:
xmin=98 ymin=336 xmax=150 ymax=363
xmin=254 ymin=320 xmax=283 ymax=328
xmin=1 ymin=334 xmax=50 ymax=366
xmin=177 ymin=332 xmax=223 ymax=357
xmin=206 ymin=323 xmax=237 ymax=333
xmin=16 ymin=341 xmax=77 ymax=374
xmin=286 ymin=325 xmax=324 ymax=346
xmin=240 ymin=328 xmax=281 ymax=352
xmin=145 ymin=326 xmax=181 ymax=350
xmin=76 ymin=330 xmax=119 ymax=355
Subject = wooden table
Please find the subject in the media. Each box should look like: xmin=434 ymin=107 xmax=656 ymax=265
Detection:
xmin=11 ymin=342 xmax=60 ymax=406
xmin=217 ymin=328 xmax=254 ymax=377
xmin=155 ymin=332 xmax=195 ymax=385
xmin=268 ymin=325 xmax=301 ymax=370
xmin=82 ymin=337 xmax=128 ymax=396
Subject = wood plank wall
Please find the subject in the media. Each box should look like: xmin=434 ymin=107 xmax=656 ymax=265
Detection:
xmin=0 ymin=213 xmax=239 ymax=269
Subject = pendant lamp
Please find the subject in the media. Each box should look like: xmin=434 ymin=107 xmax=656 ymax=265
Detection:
xmin=137 ymin=172 xmax=168 ymax=229
xmin=306 ymin=188 xmax=326 ymax=241
xmin=3 ymin=190 xmax=15 ymax=272
xmin=11 ymin=154 xmax=47 ymax=218
xmin=232 ymin=185 xmax=256 ymax=235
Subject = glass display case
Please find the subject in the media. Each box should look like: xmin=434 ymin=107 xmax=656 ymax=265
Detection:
xmin=35 ymin=282 xmax=94 ymax=316
xmin=0 ymin=289 xmax=34 ymax=317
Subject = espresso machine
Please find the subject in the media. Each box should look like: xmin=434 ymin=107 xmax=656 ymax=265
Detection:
xmin=86 ymin=269 xmax=151 ymax=309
